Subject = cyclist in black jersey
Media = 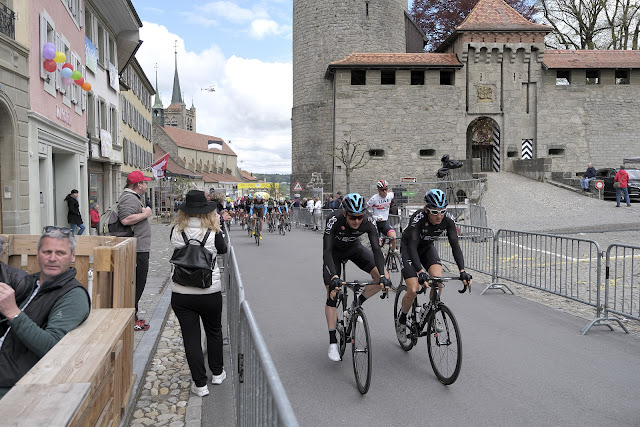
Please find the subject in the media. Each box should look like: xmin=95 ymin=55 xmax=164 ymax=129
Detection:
xmin=397 ymin=189 xmax=472 ymax=341
xmin=323 ymin=193 xmax=392 ymax=361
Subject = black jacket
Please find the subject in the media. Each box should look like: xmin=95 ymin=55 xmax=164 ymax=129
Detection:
xmin=0 ymin=268 xmax=90 ymax=388
xmin=66 ymin=195 xmax=83 ymax=225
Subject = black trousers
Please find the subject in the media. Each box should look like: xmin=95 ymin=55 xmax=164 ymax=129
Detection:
xmin=135 ymin=251 xmax=150 ymax=317
xmin=171 ymin=291 xmax=224 ymax=387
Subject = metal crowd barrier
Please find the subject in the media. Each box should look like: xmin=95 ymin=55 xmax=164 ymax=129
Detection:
xmin=222 ymin=232 xmax=299 ymax=426
xmin=581 ymin=244 xmax=639 ymax=334
xmin=435 ymin=224 xmax=498 ymax=286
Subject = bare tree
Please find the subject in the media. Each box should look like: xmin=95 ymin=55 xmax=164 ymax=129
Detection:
xmin=541 ymin=0 xmax=611 ymax=49
xmin=333 ymin=136 xmax=370 ymax=193
xmin=603 ymin=0 xmax=640 ymax=49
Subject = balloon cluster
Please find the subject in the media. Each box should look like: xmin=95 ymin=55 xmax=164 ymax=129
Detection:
xmin=42 ymin=42 xmax=91 ymax=92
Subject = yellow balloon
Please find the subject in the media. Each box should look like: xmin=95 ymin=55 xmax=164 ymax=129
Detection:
xmin=54 ymin=51 xmax=66 ymax=64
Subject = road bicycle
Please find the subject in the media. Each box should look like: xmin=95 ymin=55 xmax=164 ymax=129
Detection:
xmin=278 ymin=214 xmax=287 ymax=235
xmin=380 ymin=236 xmax=402 ymax=290
xmin=334 ymin=279 xmax=378 ymax=394
xmin=254 ymin=223 xmax=261 ymax=246
xmin=394 ymin=275 xmax=468 ymax=385
xmin=246 ymin=221 xmax=253 ymax=238
xmin=268 ymin=213 xmax=277 ymax=233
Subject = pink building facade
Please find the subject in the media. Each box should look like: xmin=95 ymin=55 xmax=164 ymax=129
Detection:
xmin=27 ymin=0 xmax=89 ymax=232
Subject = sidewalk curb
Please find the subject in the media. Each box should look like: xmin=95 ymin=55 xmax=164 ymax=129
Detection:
xmin=120 ymin=278 xmax=172 ymax=427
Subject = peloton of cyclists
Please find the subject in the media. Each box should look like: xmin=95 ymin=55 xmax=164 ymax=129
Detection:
xmin=323 ymin=193 xmax=392 ymax=362
xmin=396 ymin=189 xmax=472 ymax=343
xmin=367 ymin=179 xmax=398 ymax=252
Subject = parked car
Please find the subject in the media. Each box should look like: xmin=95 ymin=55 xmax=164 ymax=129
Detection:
xmin=594 ymin=168 xmax=640 ymax=200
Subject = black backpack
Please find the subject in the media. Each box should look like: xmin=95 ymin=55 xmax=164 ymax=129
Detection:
xmin=170 ymin=229 xmax=215 ymax=288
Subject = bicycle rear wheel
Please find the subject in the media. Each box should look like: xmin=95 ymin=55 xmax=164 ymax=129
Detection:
xmin=426 ymin=304 xmax=462 ymax=385
xmin=385 ymin=251 xmax=403 ymax=290
xmin=393 ymin=285 xmax=416 ymax=351
xmin=351 ymin=307 xmax=372 ymax=394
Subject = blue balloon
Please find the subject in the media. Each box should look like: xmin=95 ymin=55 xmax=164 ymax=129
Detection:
xmin=61 ymin=67 xmax=73 ymax=78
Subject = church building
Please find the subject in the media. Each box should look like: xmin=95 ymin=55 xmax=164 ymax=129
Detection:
xmin=292 ymin=0 xmax=640 ymax=196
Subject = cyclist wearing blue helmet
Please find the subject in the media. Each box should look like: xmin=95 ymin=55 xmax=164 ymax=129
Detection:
xmin=396 ymin=189 xmax=472 ymax=343
xmin=323 ymin=193 xmax=392 ymax=361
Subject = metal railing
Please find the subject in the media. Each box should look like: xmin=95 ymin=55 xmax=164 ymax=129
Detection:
xmin=581 ymin=244 xmax=640 ymax=334
xmin=222 ymin=233 xmax=298 ymax=426
xmin=0 ymin=3 xmax=15 ymax=40
xmin=435 ymin=224 xmax=497 ymax=282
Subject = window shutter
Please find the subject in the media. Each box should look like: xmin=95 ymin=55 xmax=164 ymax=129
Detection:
xmin=78 ymin=0 xmax=83 ymax=28
xmin=40 ymin=14 xmax=47 ymax=79
xmin=81 ymin=66 xmax=87 ymax=110
xmin=55 ymin=32 xmax=62 ymax=91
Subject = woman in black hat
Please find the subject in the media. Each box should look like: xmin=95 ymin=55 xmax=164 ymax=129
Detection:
xmin=170 ymin=190 xmax=227 ymax=397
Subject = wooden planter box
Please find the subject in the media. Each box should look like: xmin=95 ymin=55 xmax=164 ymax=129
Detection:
xmin=0 ymin=309 xmax=135 ymax=426
xmin=0 ymin=235 xmax=137 ymax=309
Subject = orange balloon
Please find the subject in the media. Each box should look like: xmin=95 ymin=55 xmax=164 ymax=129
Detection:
xmin=81 ymin=82 xmax=92 ymax=91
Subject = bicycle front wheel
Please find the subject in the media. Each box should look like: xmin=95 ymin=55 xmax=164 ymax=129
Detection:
xmin=385 ymin=251 xmax=403 ymax=290
xmin=351 ymin=307 xmax=372 ymax=394
xmin=426 ymin=304 xmax=462 ymax=385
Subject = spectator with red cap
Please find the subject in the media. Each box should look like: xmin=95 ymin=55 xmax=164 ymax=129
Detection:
xmin=118 ymin=171 xmax=153 ymax=331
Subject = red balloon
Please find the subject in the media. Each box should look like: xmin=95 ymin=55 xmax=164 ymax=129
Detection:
xmin=43 ymin=59 xmax=57 ymax=73
xmin=74 ymin=77 xmax=84 ymax=86
xmin=62 ymin=62 xmax=73 ymax=70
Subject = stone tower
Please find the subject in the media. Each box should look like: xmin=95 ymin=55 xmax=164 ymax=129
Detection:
xmin=164 ymin=46 xmax=197 ymax=132
xmin=152 ymin=64 xmax=165 ymax=126
xmin=291 ymin=0 xmax=408 ymax=195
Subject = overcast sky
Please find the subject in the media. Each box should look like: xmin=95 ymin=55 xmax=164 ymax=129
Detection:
xmin=131 ymin=0 xmax=293 ymax=174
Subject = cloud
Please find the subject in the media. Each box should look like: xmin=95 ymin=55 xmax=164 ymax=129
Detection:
xmin=196 ymin=1 xmax=268 ymax=23
xmin=249 ymin=19 xmax=288 ymax=39
xmin=136 ymin=21 xmax=292 ymax=174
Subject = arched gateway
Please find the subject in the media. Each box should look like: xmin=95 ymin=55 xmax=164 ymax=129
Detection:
xmin=467 ymin=117 xmax=500 ymax=172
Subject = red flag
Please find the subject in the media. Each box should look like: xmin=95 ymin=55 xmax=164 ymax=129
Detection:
xmin=151 ymin=154 xmax=169 ymax=179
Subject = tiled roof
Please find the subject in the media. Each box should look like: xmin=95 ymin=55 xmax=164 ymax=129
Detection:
xmin=201 ymin=171 xmax=240 ymax=184
xmin=153 ymin=145 xmax=201 ymax=178
xmin=329 ymin=52 xmax=462 ymax=68
xmin=161 ymin=126 xmax=236 ymax=156
xmin=457 ymin=0 xmax=551 ymax=32
xmin=543 ymin=49 xmax=640 ymax=69
xmin=167 ymin=102 xmax=182 ymax=110
xmin=239 ymin=169 xmax=259 ymax=181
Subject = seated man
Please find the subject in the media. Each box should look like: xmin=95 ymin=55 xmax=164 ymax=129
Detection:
xmin=580 ymin=163 xmax=596 ymax=192
xmin=0 ymin=227 xmax=91 ymax=399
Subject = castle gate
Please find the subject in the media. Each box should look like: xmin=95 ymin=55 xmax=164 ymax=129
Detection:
xmin=467 ymin=117 xmax=500 ymax=172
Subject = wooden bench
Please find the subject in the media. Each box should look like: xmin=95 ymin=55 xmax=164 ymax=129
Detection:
xmin=0 ymin=308 xmax=136 ymax=426
xmin=0 ymin=235 xmax=137 ymax=309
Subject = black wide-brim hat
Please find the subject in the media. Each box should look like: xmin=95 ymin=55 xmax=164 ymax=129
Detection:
xmin=179 ymin=190 xmax=217 ymax=214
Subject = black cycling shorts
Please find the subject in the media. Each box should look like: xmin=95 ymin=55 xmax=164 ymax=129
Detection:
xmin=322 ymin=243 xmax=376 ymax=286
xmin=400 ymin=244 xmax=442 ymax=279
xmin=375 ymin=220 xmax=395 ymax=237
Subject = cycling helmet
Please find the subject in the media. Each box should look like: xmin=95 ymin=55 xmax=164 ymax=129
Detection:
xmin=342 ymin=193 xmax=366 ymax=215
xmin=226 ymin=197 xmax=231 ymax=202
xmin=424 ymin=189 xmax=447 ymax=209
xmin=255 ymin=194 xmax=264 ymax=200
xmin=279 ymin=197 xmax=284 ymax=203
xmin=376 ymin=179 xmax=389 ymax=189
xmin=247 ymin=194 xmax=253 ymax=199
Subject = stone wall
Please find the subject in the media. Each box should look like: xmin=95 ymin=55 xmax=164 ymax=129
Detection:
xmin=512 ymin=157 xmax=552 ymax=181
xmin=292 ymin=0 xmax=407 ymax=196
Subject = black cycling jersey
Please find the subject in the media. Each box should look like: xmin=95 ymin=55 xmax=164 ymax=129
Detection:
xmin=400 ymin=208 xmax=464 ymax=272
xmin=323 ymin=210 xmax=385 ymax=278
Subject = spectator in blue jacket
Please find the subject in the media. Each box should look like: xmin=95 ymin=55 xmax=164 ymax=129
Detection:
xmin=580 ymin=163 xmax=596 ymax=192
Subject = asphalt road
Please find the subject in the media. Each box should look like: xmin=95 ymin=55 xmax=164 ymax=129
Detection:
xmin=229 ymin=224 xmax=640 ymax=427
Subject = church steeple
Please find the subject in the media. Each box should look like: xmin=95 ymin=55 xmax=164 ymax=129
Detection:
xmin=171 ymin=41 xmax=183 ymax=105
xmin=153 ymin=63 xmax=163 ymax=109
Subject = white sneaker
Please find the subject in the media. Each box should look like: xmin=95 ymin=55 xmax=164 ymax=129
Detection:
xmin=396 ymin=322 xmax=408 ymax=343
xmin=191 ymin=383 xmax=209 ymax=397
xmin=434 ymin=319 xmax=444 ymax=333
xmin=328 ymin=343 xmax=341 ymax=361
xmin=211 ymin=370 xmax=227 ymax=385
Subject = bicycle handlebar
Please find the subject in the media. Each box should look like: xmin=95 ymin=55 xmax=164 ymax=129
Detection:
xmin=417 ymin=275 xmax=471 ymax=294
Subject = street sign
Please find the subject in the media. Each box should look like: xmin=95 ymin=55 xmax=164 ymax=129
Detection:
xmin=402 ymin=191 xmax=417 ymax=197
xmin=293 ymin=181 xmax=303 ymax=191
xmin=595 ymin=180 xmax=604 ymax=190
xmin=401 ymin=177 xmax=417 ymax=183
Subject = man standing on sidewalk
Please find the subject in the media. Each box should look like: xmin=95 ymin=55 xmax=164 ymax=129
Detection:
xmin=119 ymin=171 xmax=153 ymax=331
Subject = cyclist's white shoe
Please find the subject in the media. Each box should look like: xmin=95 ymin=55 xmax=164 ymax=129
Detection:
xmin=328 ymin=343 xmax=341 ymax=362
xmin=396 ymin=322 xmax=408 ymax=343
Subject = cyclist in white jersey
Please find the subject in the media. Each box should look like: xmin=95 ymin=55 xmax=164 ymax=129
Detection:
xmin=367 ymin=179 xmax=398 ymax=252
